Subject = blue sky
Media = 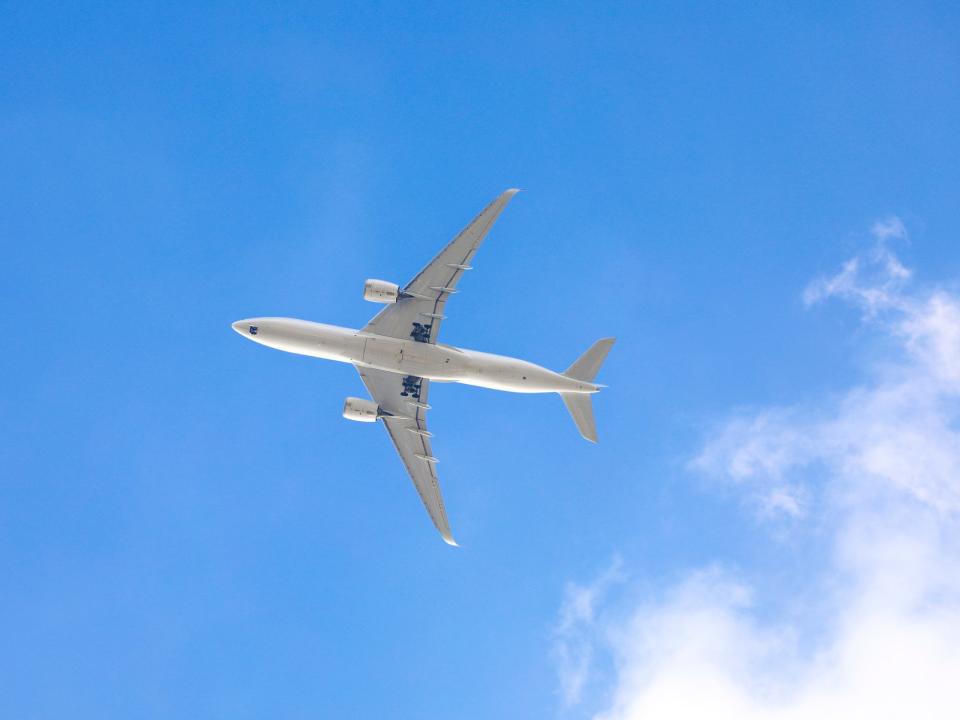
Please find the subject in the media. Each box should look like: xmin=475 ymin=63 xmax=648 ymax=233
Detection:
xmin=3 ymin=3 xmax=960 ymax=718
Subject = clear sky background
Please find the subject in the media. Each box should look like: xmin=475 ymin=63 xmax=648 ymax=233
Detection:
xmin=3 ymin=3 xmax=960 ymax=718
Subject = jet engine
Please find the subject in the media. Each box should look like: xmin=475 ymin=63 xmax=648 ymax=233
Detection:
xmin=363 ymin=279 xmax=400 ymax=304
xmin=343 ymin=396 xmax=380 ymax=422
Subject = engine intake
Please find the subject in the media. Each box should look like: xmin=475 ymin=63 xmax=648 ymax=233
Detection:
xmin=343 ymin=396 xmax=380 ymax=422
xmin=363 ymin=278 xmax=400 ymax=304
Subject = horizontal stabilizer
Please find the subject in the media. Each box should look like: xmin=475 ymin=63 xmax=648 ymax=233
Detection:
xmin=564 ymin=337 xmax=615 ymax=382
xmin=561 ymin=392 xmax=598 ymax=443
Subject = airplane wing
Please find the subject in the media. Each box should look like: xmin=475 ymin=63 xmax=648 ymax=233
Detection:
xmin=355 ymin=366 xmax=456 ymax=545
xmin=362 ymin=188 xmax=520 ymax=344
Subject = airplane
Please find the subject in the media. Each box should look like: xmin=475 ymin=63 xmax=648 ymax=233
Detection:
xmin=231 ymin=189 xmax=614 ymax=546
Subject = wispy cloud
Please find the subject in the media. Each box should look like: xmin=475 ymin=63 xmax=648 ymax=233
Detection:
xmin=553 ymin=557 xmax=625 ymax=707
xmin=801 ymin=220 xmax=911 ymax=312
xmin=555 ymin=220 xmax=960 ymax=718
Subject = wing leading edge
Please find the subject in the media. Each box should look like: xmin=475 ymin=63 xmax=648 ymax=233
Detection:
xmin=355 ymin=366 xmax=456 ymax=546
xmin=362 ymin=188 xmax=520 ymax=344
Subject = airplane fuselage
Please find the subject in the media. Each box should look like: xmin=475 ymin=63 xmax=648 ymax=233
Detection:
xmin=232 ymin=317 xmax=598 ymax=394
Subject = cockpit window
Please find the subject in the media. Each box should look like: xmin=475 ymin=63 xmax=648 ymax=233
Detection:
xmin=249 ymin=325 xmax=259 ymax=335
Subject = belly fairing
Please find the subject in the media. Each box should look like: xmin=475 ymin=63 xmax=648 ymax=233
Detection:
xmin=360 ymin=335 xmax=402 ymax=370
xmin=354 ymin=335 xmax=465 ymax=381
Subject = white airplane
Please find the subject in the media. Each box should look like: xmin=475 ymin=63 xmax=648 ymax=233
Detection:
xmin=232 ymin=189 xmax=614 ymax=545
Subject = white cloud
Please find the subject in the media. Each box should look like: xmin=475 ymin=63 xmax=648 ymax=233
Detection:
xmin=553 ymin=557 xmax=625 ymax=706
xmin=697 ymin=221 xmax=960 ymax=516
xmin=557 ymin=221 xmax=960 ymax=719
xmin=870 ymin=216 xmax=909 ymax=243
xmin=801 ymin=221 xmax=911 ymax=313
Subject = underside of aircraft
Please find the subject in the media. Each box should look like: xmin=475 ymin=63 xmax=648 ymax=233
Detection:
xmin=233 ymin=190 xmax=614 ymax=545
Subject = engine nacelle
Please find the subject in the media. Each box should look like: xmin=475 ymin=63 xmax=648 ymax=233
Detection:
xmin=363 ymin=278 xmax=400 ymax=304
xmin=343 ymin=396 xmax=380 ymax=423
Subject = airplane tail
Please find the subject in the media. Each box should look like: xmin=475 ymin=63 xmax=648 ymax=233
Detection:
xmin=560 ymin=338 xmax=615 ymax=443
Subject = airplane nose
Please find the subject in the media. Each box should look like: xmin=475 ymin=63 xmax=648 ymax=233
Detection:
xmin=232 ymin=319 xmax=264 ymax=338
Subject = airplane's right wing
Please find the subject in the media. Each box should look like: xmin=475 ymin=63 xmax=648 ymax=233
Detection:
xmin=355 ymin=366 xmax=456 ymax=546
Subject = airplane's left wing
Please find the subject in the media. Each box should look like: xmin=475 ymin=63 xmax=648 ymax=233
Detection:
xmin=355 ymin=366 xmax=456 ymax=546
xmin=362 ymin=188 xmax=519 ymax=344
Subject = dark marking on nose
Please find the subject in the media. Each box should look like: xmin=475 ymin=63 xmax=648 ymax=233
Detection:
xmin=249 ymin=326 xmax=259 ymax=335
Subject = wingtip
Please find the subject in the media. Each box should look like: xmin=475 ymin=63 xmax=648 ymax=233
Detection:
xmin=442 ymin=534 xmax=460 ymax=547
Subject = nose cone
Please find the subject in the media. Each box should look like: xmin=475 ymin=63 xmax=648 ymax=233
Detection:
xmin=232 ymin=319 xmax=262 ymax=338
xmin=232 ymin=318 xmax=269 ymax=344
